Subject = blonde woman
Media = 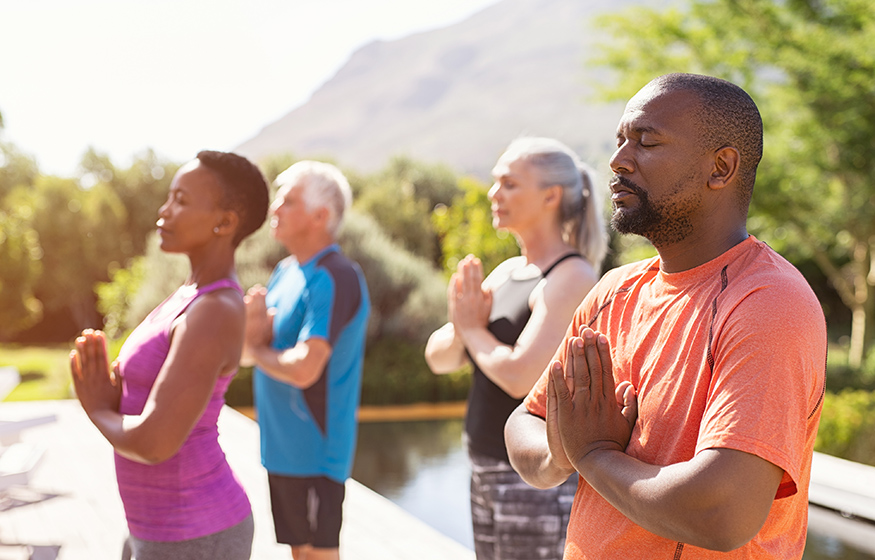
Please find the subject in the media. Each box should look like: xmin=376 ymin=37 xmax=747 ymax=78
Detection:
xmin=426 ymin=137 xmax=608 ymax=560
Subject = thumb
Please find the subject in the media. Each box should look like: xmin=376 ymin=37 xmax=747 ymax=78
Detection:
xmin=111 ymin=360 xmax=122 ymax=386
xmin=616 ymin=381 xmax=638 ymax=427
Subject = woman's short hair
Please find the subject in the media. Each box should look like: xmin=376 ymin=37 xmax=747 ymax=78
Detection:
xmin=196 ymin=150 xmax=270 ymax=246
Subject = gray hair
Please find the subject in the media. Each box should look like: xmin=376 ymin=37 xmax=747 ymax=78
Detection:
xmin=275 ymin=160 xmax=352 ymax=235
xmin=495 ymin=137 xmax=608 ymax=270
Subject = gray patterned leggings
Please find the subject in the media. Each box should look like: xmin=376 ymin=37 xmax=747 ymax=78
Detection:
xmin=469 ymin=451 xmax=576 ymax=560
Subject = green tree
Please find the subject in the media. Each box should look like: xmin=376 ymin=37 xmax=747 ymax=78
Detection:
xmin=25 ymin=175 xmax=129 ymax=330
xmin=355 ymin=156 xmax=462 ymax=267
xmin=0 ymin=142 xmax=43 ymax=340
xmin=0 ymin=205 xmax=43 ymax=339
xmin=593 ymin=0 xmax=875 ymax=367
xmin=78 ymin=148 xmax=176 ymax=257
xmin=432 ymin=176 xmax=520 ymax=277
xmin=0 ymin=142 xmax=39 ymax=202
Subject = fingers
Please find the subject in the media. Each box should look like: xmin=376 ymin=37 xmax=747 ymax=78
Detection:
xmin=616 ymin=381 xmax=639 ymax=427
xmin=111 ymin=360 xmax=122 ymax=386
xmin=448 ymin=272 xmax=461 ymax=301
xmin=246 ymin=284 xmax=265 ymax=297
xmin=462 ymin=258 xmax=480 ymax=295
xmin=69 ymin=350 xmax=82 ymax=380
xmin=549 ymin=360 xmax=571 ymax=402
xmin=577 ymin=327 xmax=616 ymax=401
xmin=74 ymin=329 xmax=110 ymax=380
xmin=596 ymin=332 xmax=615 ymax=401
xmin=457 ymin=255 xmax=485 ymax=295
xmin=565 ymin=336 xmax=584 ymax=396
xmin=245 ymin=285 xmax=267 ymax=308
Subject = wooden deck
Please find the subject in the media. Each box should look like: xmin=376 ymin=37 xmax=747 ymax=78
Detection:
xmin=0 ymin=400 xmax=474 ymax=560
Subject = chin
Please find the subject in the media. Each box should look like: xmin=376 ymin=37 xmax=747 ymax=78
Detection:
xmin=492 ymin=216 xmax=508 ymax=230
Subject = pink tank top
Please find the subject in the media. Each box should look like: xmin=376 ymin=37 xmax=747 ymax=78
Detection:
xmin=114 ymin=278 xmax=251 ymax=541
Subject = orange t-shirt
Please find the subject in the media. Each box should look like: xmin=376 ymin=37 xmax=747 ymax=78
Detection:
xmin=524 ymin=236 xmax=826 ymax=559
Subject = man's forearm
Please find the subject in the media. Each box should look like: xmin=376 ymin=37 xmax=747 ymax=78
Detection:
xmin=505 ymin=405 xmax=576 ymax=489
xmin=249 ymin=344 xmax=316 ymax=388
xmin=574 ymin=447 xmax=781 ymax=552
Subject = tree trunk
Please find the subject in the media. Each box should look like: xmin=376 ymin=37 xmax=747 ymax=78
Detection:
xmin=849 ymin=305 xmax=866 ymax=370
xmin=810 ymin=241 xmax=870 ymax=369
xmin=847 ymin=241 xmax=872 ymax=369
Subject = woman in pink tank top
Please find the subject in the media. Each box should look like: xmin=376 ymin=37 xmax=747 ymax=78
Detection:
xmin=69 ymin=151 xmax=270 ymax=560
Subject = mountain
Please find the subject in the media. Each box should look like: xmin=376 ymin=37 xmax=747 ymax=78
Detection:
xmin=235 ymin=0 xmax=651 ymax=179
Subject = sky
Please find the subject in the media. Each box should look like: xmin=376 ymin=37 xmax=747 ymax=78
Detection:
xmin=0 ymin=0 xmax=500 ymax=177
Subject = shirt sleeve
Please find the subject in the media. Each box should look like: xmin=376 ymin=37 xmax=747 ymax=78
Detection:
xmin=696 ymin=277 xmax=826 ymax=498
xmin=299 ymin=269 xmax=334 ymax=345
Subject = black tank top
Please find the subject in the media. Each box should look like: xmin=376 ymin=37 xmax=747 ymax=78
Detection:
xmin=465 ymin=253 xmax=583 ymax=461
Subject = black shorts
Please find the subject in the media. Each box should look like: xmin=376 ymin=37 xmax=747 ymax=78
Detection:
xmin=267 ymin=474 xmax=346 ymax=548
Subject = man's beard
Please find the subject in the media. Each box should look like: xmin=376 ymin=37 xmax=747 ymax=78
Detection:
xmin=609 ymin=176 xmax=697 ymax=247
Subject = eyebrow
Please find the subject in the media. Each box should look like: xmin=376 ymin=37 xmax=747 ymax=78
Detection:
xmin=617 ymin=125 xmax=662 ymax=139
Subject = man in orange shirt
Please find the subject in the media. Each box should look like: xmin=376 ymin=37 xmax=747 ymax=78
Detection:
xmin=505 ymin=73 xmax=826 ymax=559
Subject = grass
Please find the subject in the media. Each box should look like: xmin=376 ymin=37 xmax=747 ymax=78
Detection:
xmin=0 ymin=344 xmax=74 ymax=401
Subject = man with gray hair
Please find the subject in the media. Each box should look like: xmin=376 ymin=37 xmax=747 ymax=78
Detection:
xmin=242 ymin=160 xmax=370 ymax=560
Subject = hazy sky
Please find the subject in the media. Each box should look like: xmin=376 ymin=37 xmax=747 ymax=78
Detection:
xmin=1 ymin=0 xmax=500 ymax=176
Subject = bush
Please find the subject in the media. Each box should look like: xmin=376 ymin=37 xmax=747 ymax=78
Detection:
xmin=338 ymin=210 xmax=447 ymax=343
xmin=360 ymin=337 xmax=470 ymax=406
xmin=816 ymin=389 xmax=875 ymax=466
xmin=225 ymin=366 xmax=255 ymax=408
xmin=825 ymin=343 xmax=875 ymax=392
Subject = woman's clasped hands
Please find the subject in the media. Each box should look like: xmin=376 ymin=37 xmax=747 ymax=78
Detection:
xmin=448 ymin=254 xmax=492 ymax=335
xmin=69 ymin=329 xmax=122 ymax=416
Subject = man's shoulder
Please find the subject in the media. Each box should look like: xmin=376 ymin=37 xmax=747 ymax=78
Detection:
xmin=733 ymin=238 xmax=818 ymax=299
xmin=313 ymin=247 xmax=367 ymax=288
xmin=595 ymin=257 xmax=659 ymax=292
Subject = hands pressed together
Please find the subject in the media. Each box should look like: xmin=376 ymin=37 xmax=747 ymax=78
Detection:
xmin=448 ymin=254 xmax=492 ymax=336
xmin=546 ymin=327 xmax=638 ymax=475
xmin=241 ymin=285 xmax=274 ymax=366
xmin=69 ymin=329 xmax=121 ymax=416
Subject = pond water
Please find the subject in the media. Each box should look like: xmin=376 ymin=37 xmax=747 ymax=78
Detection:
xmin=352 ymin=418 xmax=875 ymax=559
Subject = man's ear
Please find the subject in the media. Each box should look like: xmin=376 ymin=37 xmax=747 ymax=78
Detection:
xmin=313 ymin=205 xmax=330 ymax=227
xmin=709 ymin=146 xmax=740 ymax=191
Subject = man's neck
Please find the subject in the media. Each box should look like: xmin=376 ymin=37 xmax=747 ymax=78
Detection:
xmin=656 ymin=227 xmax=749 ymax=273
xmin=289 ymin=238 xmax=336 ymax=265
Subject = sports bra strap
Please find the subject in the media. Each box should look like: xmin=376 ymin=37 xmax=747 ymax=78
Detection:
xmin=196 ymin=278 xmax=244 ymax=297
xmin=541 ymin=253 xmax=584 ymax=278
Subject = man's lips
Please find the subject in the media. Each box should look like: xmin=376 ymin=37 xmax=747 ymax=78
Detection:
xmin=609 ymin=177 xmax=641 ymax=202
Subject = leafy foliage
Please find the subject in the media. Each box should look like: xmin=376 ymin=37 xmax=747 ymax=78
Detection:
xmin=0 ymin=206 xmax=43 ymax=338
xmin=816 ymin=390 xmax=875 ymax=466
xmin=360 ymin=337 xmax=470 ymax=406
xmin=354 ymin=156 xmax=462 ymax=267
xmin=432 ymin=176 xmax=519 ymax=277
xmin=338 ymin=209 xmax=447 ymax=342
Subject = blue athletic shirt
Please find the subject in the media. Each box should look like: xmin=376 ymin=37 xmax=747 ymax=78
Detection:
xmin=254 ymin=244 xmax=370 ymax=483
